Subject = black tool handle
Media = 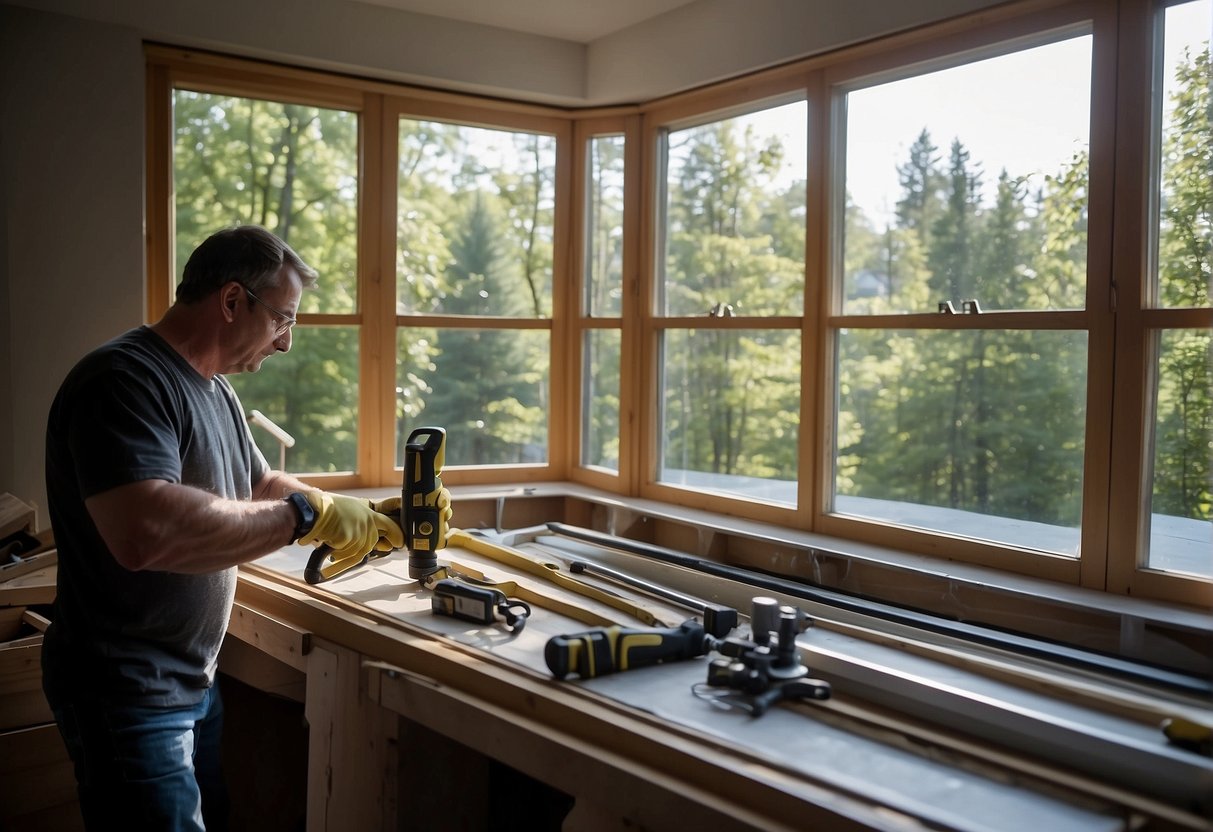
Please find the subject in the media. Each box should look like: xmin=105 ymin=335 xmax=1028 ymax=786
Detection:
xmin=303 ymin=544 xmax=332 ymax=585
xmin=545 ymin=620 xmax=710 ymax=679
xmin=404 ymin=426 xmax=446 ymax=579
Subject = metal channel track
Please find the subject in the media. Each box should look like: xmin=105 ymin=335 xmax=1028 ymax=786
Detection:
xmin=545 ymin=523 xmax=1210 ymax=697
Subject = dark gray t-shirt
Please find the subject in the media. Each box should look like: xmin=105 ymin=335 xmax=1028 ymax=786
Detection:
xmin=43 ymin=326 xmax=270 ymax=707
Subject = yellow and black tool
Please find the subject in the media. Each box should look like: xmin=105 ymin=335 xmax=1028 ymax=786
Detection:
xmin=303 ymin=425 xmax=448 ymax=585
xmin=545 ymin=619 xmax=718 ymax=679
xmin=404 ymin=426 xmax=448 ymax=580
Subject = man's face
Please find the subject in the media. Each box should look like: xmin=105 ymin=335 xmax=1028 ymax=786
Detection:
xmin=225 ymin=265 xmax=303 ymax=374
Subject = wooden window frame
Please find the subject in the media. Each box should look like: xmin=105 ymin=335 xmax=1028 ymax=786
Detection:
xmin=145 ymin=0 xmax=1212 ymax=608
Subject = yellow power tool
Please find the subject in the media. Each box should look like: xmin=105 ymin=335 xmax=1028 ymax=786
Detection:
xmin=303 ymin=425 xmax=448 ymax=584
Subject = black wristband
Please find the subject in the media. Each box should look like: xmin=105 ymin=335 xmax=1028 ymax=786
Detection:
xmin=284 ymin=492 xmax=317 ymax=542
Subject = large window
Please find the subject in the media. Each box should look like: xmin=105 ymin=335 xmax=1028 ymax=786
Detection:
xmin=1144 ymin=0 xmax=1211 ymax=577
xmin=832 ymin=35 xmax=1094 ymax=558
xmin=654 ymin=99 xmax=807 ymax=507
xmin=172 ymin=89 xmax=361 ymax=474
xmin=580 ymin=133 xmax=626 ymax=473
xmin=394 ymin=118 xmax=557 ymax=468
xmin=148 ymin=0 xmax=1212 ymax=606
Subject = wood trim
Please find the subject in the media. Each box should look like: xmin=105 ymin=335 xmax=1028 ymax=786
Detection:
xmin=807 ymin=68 xmax=833 ymax=529
xmin=1073 ymin=0 xmax=1121 ymax=590
xmin=145 ymin=60 xmax=173 ymax=321
xmin=829 ymin=310 xmax=1092 ymax=329
xmin=548 ymin=118 xmax=576 ymax=478
xmin=620 ymin=112 xmax=645 ymax=495
xmin=146 ymin=44 xmax=571 ymax=119
xmin=819 ymin=0 xmax=1099 ymax=92
xmin=566 ymin=118 xmax=591 ymax=480
xmin=226 ymin=601 xmax=312 ymax=671
xmin=817 ymin=513 xmax=1084 ymax=583
xmin=1105 ymin=0 xmax=1156 ymax=598
xmin=358 ymin=92 xmax=388 ymax=485
xmin=393 ymin=315 xmax=554 ymax=329
xmin=637 ymin=112 xmax=661 ymax=493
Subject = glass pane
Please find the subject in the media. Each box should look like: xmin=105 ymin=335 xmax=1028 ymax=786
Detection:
xmin=230 ymin=327 xmax=359 ymax=474
xmin=173 ymin=91 xmax=359 ymax=314
xmin=834 ymin=328 xmax=1087 ymax=554
xmin=1147 ymin=329 xmax=1212 ymax=576
xmin=1154 ymin=0 xmax=1211 ymax=308
xmin=659 ymin=329 xmax=800 ymax=504
xmin=582 ymin=329 xmax=621 ymax=471
xmin=586 ymin=134 xmax=626 ymax=317
xmin=397 ymin=328 xmax=549 ymax=466
xmin=843 ymin=36 xmax=1092 ymax=313
xmin=397 ymin=119 xmax=556 ymax=317
xmin=662 ymin=100 xmax=807 ymax=317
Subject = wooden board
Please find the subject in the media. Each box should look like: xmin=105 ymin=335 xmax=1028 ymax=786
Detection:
xmin=0 ymin=566 xmax=56 ymax=608
xmin=0 ymin=550 xmax=57 ymax=585
xmin=0 ymin=640 xmax=53 ymax=732
xmin=0 ymin=493 xmax=35 ymax=541
xmin=0 ymin=723 xmax=82 ymax=830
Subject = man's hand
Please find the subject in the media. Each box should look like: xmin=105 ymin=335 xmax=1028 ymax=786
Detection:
xmin=371 ymin=488 xmax=454 ymax=544
xmin=300 ymin=492 xmax=405 ymax=560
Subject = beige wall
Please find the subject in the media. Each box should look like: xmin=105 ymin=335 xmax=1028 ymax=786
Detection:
xmin=0 ymin=0 xmax=1003 ymax=528
xmin=1 ymin=6 xmax=145 ymax=525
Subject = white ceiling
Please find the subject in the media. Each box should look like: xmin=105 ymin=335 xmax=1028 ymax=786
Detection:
xmin=352 ymin=0 xmax=702 ymax=43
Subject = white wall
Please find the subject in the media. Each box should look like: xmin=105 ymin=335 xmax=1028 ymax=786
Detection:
xmin=590 ymin=0 xmax=1004 ymax=102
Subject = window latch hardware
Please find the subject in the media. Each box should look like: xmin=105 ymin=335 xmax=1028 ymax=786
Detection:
xmin=708 ymin=302 xmax=735 ymax=318
xmin=938 ymin=301 xmax=958 ymax=314
xmin=962 ymin=299 xmax=983 ymax=314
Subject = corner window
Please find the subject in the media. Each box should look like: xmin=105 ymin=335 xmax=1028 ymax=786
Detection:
xmin=834 ymin=34 xmax=1094 ymax=553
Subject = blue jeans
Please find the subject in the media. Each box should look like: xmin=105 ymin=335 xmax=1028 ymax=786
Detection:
xmin=50 ymin=684 xmax=230 ymax=831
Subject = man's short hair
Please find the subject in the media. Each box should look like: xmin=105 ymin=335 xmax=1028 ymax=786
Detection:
xmin=176 ymin=225 xmax=319 ymax=303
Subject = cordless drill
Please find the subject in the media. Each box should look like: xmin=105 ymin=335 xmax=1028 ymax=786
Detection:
xmin=302 ymin=425 xmax=447 ymax=584
xmin=403 ymin=426 xmax=448 ymax=580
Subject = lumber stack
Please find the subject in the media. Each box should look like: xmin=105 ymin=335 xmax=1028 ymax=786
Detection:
xmin=0 ymin=494 xmax=82 ymax=831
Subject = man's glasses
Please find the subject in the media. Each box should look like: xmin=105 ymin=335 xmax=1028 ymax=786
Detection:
xmin=245 ymin=288 xmax=297 ymax=336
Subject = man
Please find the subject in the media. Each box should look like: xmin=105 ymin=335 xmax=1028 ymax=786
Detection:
xmin=42 ymin=225 xmax=419 ymax=830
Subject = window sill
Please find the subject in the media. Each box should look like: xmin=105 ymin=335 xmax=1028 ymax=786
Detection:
xmin=409 ymin=481 xmax=1213 ymax=679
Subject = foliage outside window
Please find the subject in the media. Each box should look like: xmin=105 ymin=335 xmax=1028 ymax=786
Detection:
xmin=1145 ymin=0 xmax=1211 ymax=577
xmin=395 ymin=119 xmax=556 ymax=467
xmin=835 ymin=36 xmax=1093 ymax=554
xmin=173 ymin=91 xmax=360 ymax=473
xmin=657 ymin=100 xmax=807 ymax=504
xmin=581 ymin=134 xmax=626 ymax=471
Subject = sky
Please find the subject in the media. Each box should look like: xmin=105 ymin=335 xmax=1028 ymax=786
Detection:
xmin=733 ymin=0 xmax=1210 ymax=227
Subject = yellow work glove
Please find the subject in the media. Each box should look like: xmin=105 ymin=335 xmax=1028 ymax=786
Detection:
xmin=300 ymin=492 xmax=405 ymax=561
xmin=371 ymin=489 xmax=454 ymax=545
xmin=369 ymin=495 xmax=402 ymax=520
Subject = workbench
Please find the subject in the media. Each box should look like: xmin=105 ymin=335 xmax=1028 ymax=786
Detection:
xmin=219 ymin=491 xmax=1213 ymax=832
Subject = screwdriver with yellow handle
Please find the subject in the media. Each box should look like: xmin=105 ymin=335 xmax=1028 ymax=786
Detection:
xmin=545 ymin=619 xmax=718 ymax=679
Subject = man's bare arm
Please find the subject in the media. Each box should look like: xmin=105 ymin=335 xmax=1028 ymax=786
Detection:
xmin=251 ymin=469 xmax=316 ymax=502
xmin=86 ymin=480 xmax=298 ymax=573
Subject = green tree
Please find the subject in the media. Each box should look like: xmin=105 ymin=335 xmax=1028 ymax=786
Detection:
xmin=661 ymin=117 xmax=804 ymax=486
xmin=1153 ymin=46 xmax=1212 ymax=521
xmin=421 ymin=196 xmax=547 ymax=464
xmin=173 ymin=92 xmax=360 ymax=473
